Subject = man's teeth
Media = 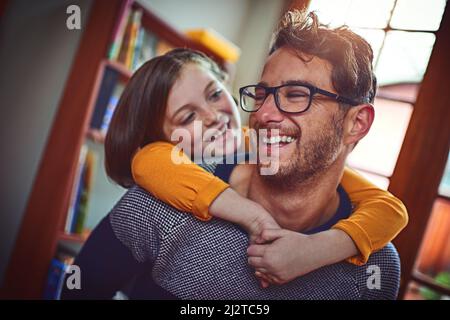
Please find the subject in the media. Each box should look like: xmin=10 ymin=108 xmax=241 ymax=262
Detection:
xmin=262 ymin=136 xmax=296 ymax=144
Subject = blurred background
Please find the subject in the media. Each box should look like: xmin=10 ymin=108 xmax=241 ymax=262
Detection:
xmin=0 ymin=0 xmax=449 ymax=300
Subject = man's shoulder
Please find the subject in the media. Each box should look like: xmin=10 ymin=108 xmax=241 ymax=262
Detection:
xmin=356 ymin=243 xmax=401 ymax=300
xmin=109 ymin=186 xmax=193 ymax=236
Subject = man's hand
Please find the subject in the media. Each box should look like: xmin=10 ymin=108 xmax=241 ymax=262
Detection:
xmin=247 ymin=229 xmax=326 ymax=286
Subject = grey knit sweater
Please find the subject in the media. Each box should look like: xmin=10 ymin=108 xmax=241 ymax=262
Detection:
xmin=108 ymin=172 xmax=400 ymax=300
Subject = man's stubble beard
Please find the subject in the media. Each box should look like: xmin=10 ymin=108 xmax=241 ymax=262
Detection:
xmin=259 ymin=112 xmax=345 ymax=190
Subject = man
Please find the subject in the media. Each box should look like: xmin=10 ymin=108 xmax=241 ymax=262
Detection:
xmin=63 ymin=10 xmax=400 ymax=300
xmin=241 ymin=9 xmax=381 ymax=286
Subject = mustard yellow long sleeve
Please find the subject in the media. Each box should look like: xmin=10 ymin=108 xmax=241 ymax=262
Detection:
xmin=132 ymin=141 xmax=408 ymax=265
xmin=333 ymin=168 xmax=408 ymax=265
xmin=132 ymin=142 xmax=229 ymax=221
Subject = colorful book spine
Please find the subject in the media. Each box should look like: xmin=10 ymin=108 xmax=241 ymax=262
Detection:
xmin=117 ymin=12 xmax=133 ymax=65
xmin=125 ymin=9 xmax=143 ymax=69
xmin=90 ymin=67 xmax=119 ymax=130
xmin=43 ymin=258 xmax=69 ymax=300
xmin=73 ymin=150 xmax=96 ymax=234
xmin=65 ymin=145 xmax=88 ymax=233
xmin=134 ymin=30 xmax=158 ymax=70
xmin=100 ymin=82 xmax=125 ymax=134
xmin=131 ymin=26 xmax=145 ymax=71
xmin=108 ymin=0 xmax=133 ymax=61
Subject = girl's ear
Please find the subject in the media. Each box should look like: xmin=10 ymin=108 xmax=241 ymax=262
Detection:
xmin=343 ymin=104 xmax=375 ymax=147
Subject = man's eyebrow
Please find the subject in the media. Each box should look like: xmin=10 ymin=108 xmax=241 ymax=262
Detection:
xmin=281 ymin=79 xmax=315 ymax=87
xmin=256 ymin=80 xmax=316 ymax=87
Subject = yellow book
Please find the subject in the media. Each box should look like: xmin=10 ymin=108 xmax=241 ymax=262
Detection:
xmin=186 ymin=28 xmax=240 ymax=63
xmin=125 ymin=9 xmax=143 ymax=69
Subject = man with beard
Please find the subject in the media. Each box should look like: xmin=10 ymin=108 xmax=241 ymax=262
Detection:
xmin=63 ymin=10 xmax=400 ymax=300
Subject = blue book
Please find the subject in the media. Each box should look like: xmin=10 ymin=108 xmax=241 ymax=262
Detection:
xmin=100 ymin=83 xmax=125 ymax=134
xmin=43 ymin=258 xmax=68 ymax=300
xmin=70 ymin=163 xmax=87 ymax=233
xmin=90 ymin=67 xmax=120 ymax=130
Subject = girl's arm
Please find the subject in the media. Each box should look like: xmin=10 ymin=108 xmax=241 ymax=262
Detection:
xmin=132 ymin=142 xmax=280 ymax=238
xmin=335 ymin=168 xmax=408 ymax=265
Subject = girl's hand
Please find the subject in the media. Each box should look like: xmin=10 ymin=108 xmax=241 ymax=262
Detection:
xmin=245 ymin=212 xmax=281 ymax=244
xmin=247 ymin=229 xmax=324 ymax=286
xmin=247 ymin=229 xmax=358 ymax=287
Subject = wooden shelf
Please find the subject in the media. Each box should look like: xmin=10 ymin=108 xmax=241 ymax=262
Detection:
xmin=86 ymin=128 xmax=106 ymax=144
xmin=58 ymin=230 xmax=91 ymax=243
xmin=104 ymin=59 xmax=133 ymax=80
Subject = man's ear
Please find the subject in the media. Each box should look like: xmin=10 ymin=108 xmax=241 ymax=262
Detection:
xmin=343 ymin=104 xmax=375 ymax=147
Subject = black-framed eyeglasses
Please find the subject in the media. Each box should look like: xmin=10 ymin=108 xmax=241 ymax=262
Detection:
xmin=239 ymin=83 xmax=359 ymax=114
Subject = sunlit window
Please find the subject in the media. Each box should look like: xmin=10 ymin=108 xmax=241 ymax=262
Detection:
xmin=308 ymin=0 xmax=448 ymax=189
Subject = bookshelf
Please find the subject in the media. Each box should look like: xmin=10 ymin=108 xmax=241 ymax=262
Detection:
xmin=1 ymin=0 xmax=232 ymax=299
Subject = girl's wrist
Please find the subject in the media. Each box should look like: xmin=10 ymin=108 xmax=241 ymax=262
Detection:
xmin=309 ymin=229 xmax=358 ymax=266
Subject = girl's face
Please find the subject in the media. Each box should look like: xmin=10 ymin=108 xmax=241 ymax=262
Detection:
xmin=163 ymin=63 xmax=241 ymax=158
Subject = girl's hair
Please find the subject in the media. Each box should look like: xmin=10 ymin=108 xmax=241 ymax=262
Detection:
xmin=105 ymin=48 xmax=226 ymax=188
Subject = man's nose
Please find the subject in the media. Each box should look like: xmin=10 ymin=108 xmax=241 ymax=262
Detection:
xmin=254 ymin=93 xmax=284 ymax=124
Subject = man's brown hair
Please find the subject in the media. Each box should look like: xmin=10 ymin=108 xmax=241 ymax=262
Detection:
xmin=270 ymin=10 xmax=377 ymax=107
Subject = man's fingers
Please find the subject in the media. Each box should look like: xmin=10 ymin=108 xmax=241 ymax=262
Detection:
xmin=248 ymin=256 xmax=264 ymax=268
xmin=247 ymin=244 xmax=266 ymax=257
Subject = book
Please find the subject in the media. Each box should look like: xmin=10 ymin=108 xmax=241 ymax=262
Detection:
xmin=100 ymin=82 xmax=125 ymax=135
xmin=65 ymin=147 xmax=97 ymax=235
xmin=90 ymin=67 xmax=120 ymax=130
xmin=107 ymin=0 xmax=133 ymax=61
xmin=65 ymin=145 xmax=88 ymax=233
xmin=73 ymin=150 xmax=96 ymax=234
xmin=43 ymin=251 xmax=74 ymax=300
xmin=109 ymin=8 xmax=163 ymax=72
xmin=124 ymin=9 xmax=143 ymax=69
xmin=133 ymin=29 xmax=158 ymax=71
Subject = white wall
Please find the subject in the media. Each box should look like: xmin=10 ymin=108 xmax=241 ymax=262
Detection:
xmin=139 ymin=0 xmax=287 ymax=121
xmin=0 ymin=0 xmax=92 ymax=285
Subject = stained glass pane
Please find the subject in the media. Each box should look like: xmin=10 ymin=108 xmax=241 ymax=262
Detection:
xmin=307 ymin=0 xmax=350 ymax=27
xmin=390 ymin=0 xmax=447 ymax=31
xmin=346 ymin=98 xmax=413 ymax=177
xmin=351 ymin=169 xmax=390 ymax=190
xmin=352 ymin=28 xmax=385 ymax=63
xmin=308 ymin=0 xmax=395 ymax=28
xmin=375 ymin=31 xmax=435 ymax=85
xmin=345 ymin=0 xmax=395 ymax=28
